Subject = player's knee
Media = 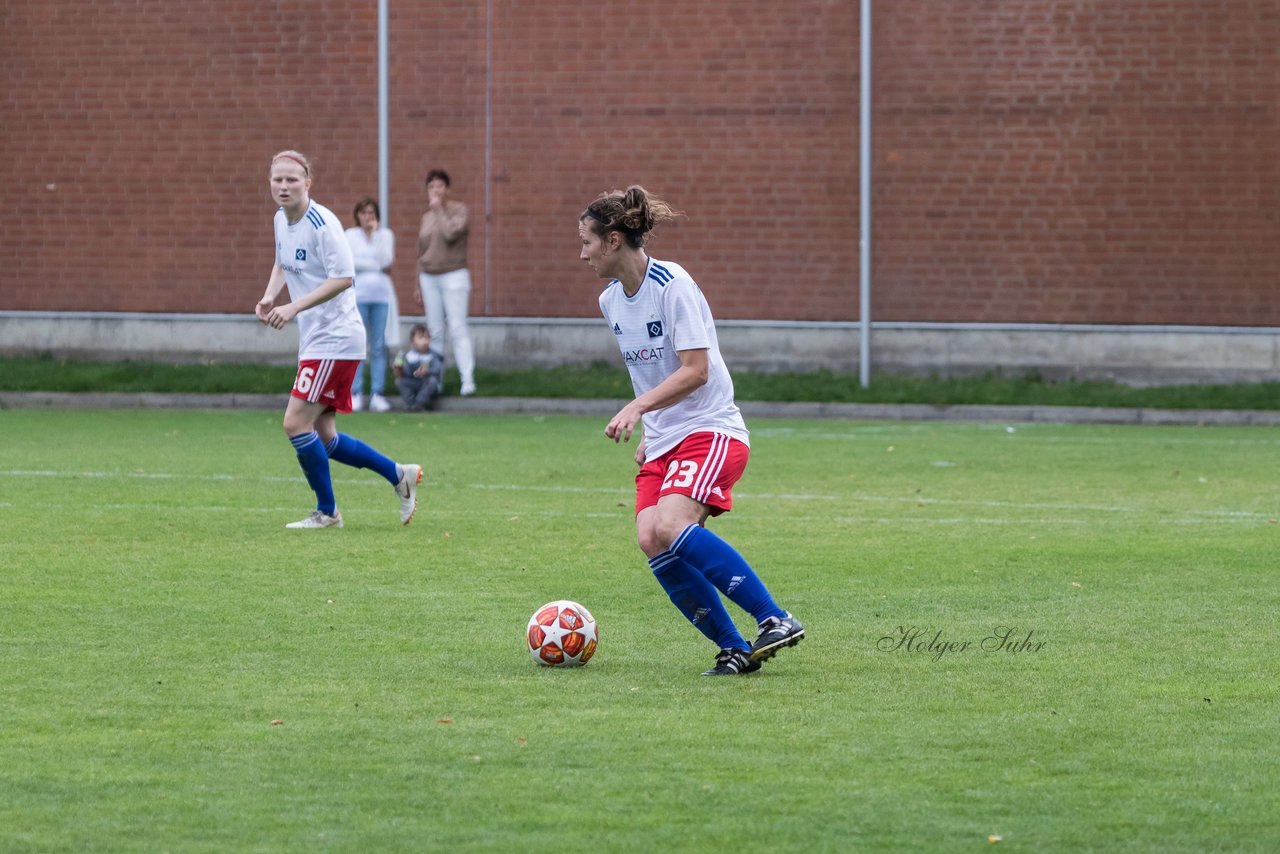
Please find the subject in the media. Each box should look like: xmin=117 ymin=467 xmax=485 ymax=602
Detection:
xmin=282 ymin=412 xmax=312 ymax=437
xmin=635 ymin=523 xmax=665 ymax=558
xmin=645 ymin=516 xmax=687 ymax=555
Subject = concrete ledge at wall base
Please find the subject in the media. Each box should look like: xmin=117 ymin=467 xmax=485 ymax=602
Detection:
xmin=2 ymin=311 xmax=1280 ymax=384
xmin=0 ymin=392 xmax=285 ymax=411
xmin=4 ymin=390 xmax=1280 ymax=427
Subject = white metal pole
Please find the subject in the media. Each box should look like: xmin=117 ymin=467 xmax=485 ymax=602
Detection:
xmin=377 ymin=0 xmax=389 ymax=223
xmin=859 ymin=0 xmax=872 ymax=388
xmin=484 ymin=0 xmax=494 ymax=314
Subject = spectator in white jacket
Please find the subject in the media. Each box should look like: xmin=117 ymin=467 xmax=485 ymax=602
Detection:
xmin=344 ymin=196 xmax=396 ymax=412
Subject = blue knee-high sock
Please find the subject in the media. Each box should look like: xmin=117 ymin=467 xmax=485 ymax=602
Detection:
xmin=649 ymin=550 xmax=748 ymax=651
xmin=290 ymin=431 xmax=336 ymax=515
xmin=671 ymin=524 xmax=786 ymax=624
xmin=324 ymin=434 xmax=398 ymax=484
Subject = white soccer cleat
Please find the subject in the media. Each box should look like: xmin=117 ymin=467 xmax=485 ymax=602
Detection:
xmin=286 ymin=509 xmax=344 ymax=529
xmin=369 ymin=394 xmax=392 ymax=413
xmin=351 ymin=394 xmax=365 ymax=412
xmin=395 ymin=464 xmax=423 ymax=525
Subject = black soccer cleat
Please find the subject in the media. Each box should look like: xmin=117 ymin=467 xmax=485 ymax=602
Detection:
xmin=701 ymin=648 xmax=762 ymax=676
xmin=749 ymin=613 xmax=805 ymax=663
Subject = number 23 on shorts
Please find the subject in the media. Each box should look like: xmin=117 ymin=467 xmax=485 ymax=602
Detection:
xmin=662 ymin=459 xmax=698 ymax=490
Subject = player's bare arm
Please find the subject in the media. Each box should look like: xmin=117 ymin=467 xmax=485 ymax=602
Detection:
xmin=256 ymin=263 xmax=289 ymax=324
xmin=262 ymin=276 xmax=353 ymax=331
xmin=605 ymin=348 xmax=709 ymax=442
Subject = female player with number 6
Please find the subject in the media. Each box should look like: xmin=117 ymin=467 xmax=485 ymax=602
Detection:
xmin=579 ymin=186 xmax=804 ymax=676
xmin=256 ymin=150 xmax=422 ymax=529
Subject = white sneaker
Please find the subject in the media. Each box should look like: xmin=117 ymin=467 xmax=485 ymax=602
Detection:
xmin=351 ymin=394 xmax=365 ymax=412
xmin=395 ymin=464 xmax=423 ymax=525
xmin=369 ymin=394 xmax=391 ymax=412
xmin=460 ymin=381 xmax=476 ymax=397
xmin=286 ymin=509 xmax=344 ymax=529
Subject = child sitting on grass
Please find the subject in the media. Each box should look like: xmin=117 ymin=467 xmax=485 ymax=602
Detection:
xmin=393 ymin=323 xmax=445 ymax=411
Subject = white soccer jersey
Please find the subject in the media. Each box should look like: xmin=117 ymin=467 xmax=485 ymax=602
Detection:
xmin=273 ymin=201 xmax=365 ymax=360
xmin=598 ymin=257 xmax=749 ymax=460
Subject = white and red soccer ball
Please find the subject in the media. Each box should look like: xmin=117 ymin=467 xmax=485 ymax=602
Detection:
xmin=526 ymin=600 xmax=598 ymax=667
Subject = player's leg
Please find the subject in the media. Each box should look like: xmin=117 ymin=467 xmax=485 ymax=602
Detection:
xmin=668 ymin=519 xmax=787 ymax=625
xmin=309 ymin=359 xmax=422 ymax=525
xmin=323 ymin=429 xmax=421 ymax=527
xmin=640 ymin=506 xmax=746 ymax=650
xmin=668 ymin=520 xmax=804 ymax=661
xmin=653 ymin=434 xmax=804 ymax=662
xmin=650 ymin=435 xmax=786 ymax=622
xmin=323 ymin=431 xmax=398 ymax=484
xmin=636 ymin=463 xmax=756 ymax=676
xmin=282 ymin=382 xmax=341 ymax=529
xmin=310 ymin=359 xmax=397 ymax=483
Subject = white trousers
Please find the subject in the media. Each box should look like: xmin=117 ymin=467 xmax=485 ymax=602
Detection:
xmin=418 ymin=268 xmax=475 ymax=387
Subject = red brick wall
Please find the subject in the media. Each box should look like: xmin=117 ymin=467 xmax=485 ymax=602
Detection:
xmin=874 ymin=1 xmax=1279 ymax=324
xmin=3 ymin=1 xmax=1276 ymax=324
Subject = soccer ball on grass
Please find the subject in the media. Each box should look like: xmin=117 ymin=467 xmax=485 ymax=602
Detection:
xmin=526 ymin=600 xmax=598 ymax=667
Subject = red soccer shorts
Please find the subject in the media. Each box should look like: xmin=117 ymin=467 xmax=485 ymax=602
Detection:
xmin=635 ymin=431 xmax=750 ymax=517
xmin=290 ymin=359 xmax=358 ymax=413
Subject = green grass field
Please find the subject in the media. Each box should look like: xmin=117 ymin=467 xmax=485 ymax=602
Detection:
xmin=7 ymin=355 xmax=1280 ymax=409
xmin=2 ymin=408 xmax=1278 ymax=851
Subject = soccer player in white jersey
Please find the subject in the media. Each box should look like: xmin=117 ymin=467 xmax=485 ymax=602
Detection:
xmin=579 ymin=186 xmax=804 ymax=676
xmin=256 ymin=150 xmax=422 ymax=529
